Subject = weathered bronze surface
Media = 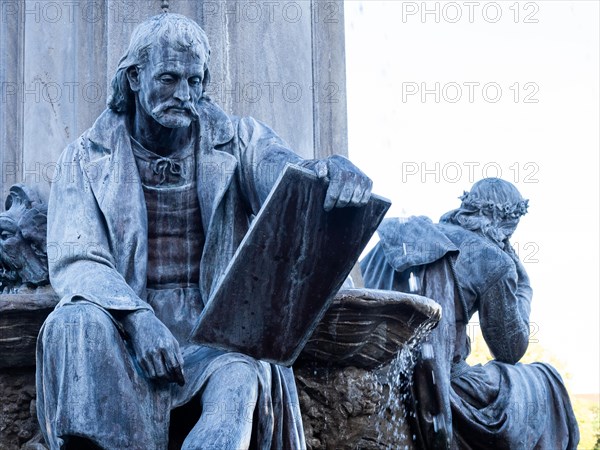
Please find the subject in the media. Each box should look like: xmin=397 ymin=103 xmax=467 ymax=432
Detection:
xmin=192 ymin=166 xmax=390 ymax=366
xmin=362 ymin=178 xmax=580 ymax=449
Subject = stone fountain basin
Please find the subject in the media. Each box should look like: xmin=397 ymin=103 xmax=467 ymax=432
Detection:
xmin=0 ymin=291 xmax=58 ymax=368
xmin=298 ymin=288 xmax=441 ymax=370
xmin=1 ymin=288 xmax=442 ymax=371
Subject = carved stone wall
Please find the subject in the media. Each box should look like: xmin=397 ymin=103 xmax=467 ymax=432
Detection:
xmin=0 ymin=370 xmax=39 ymax=450
xmin=295 ymin=365 xmax=415 ymax=449
xmin=0 ymin=294 xmax=58 ymax=450
xmin=0 ymin=0 xmax=348 ymax=199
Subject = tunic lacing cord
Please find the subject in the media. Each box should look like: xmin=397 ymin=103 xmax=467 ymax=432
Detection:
xmin=150 ymin=157 xmax=183 ymax=185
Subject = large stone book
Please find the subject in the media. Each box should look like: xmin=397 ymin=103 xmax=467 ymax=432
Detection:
xmin=191 ymin=164 xmax=390 ymax=366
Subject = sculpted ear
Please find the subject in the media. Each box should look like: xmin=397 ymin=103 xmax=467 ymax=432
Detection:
xmin=126 ymin=66 xmax=141 ymax=92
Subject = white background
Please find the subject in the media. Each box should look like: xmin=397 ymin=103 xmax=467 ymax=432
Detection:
xmin=345 ymin=0 xmax=599 ymax=394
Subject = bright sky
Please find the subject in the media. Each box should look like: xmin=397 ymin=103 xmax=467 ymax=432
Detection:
xmin=345 ymin=0 xmax=599 ymax=394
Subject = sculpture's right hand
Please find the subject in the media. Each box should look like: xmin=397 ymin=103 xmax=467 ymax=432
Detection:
xmin=504 ymin=239 xmax=530 ymax=281
xmin=120 ymin=309 xmax=185 ymax=386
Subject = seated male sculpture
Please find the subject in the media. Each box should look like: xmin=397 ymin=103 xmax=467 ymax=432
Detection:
xmin=36 ymin=13 xmax=372 ymax=450
xmin=361 ymin=178 xmax=579 ymax=449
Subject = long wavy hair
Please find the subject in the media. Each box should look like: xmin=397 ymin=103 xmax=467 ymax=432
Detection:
xmin=440 ymin=178 xmax=528 ymax=246
xmin=107 ymin=13 xmax=212 ymax=114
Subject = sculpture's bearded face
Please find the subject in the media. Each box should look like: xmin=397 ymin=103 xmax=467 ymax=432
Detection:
xmin=128 ymin=45 xmax=205 ymax=129
xmin=497 ymin=217 xmax=519 ymax=242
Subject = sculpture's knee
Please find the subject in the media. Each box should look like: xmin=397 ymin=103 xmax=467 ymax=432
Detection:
xmin=41 ymin=303 xmax=117 ymax=351
xmin=203 ymin=361 xmax=259 ymax=409
xmin=220 ymin=361 xmax=259 ymax=395
xmin=222 ymin=360 xmax=259 ymax=383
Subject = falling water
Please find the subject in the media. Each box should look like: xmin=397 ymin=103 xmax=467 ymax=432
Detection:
xmin=375 ymin=319 xmax=438 ymax=449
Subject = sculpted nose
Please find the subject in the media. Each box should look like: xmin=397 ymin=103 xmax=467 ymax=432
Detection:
xmin=174 ymin=80 xmax=190 ymax=102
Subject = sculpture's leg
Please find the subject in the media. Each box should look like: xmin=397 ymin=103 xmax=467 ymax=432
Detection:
xmin=182 ymin=362 xmax=259 ymax=450
xmin=36 ymin=303 xmax=170 ymax=450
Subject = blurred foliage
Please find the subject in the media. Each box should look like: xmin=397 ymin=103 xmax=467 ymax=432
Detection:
xmin=465 ymin=319 xmax=599 ymax=449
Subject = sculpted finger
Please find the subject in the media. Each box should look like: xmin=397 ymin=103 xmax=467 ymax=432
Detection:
xmin=172 ymin=364 xmax=185 ymax=386
xmin=150 ymin=350 xmax=168 ymax=379
xmin=358 ymin=179 xmax=373 ymax=205
xmin=140 ymin=355 xmax=156 ymax=380
xmin=164 ymin=349 xmax=185 ymax=386
xmin=324 ymin=176 xmax=342 ymax=211
xmin=350 ymin=184 xmax=366 ymax=206
xmin=314 ymin=160 xmax=329 ymax=180
xmin=334 ymin=180 xmax=355 ymax=209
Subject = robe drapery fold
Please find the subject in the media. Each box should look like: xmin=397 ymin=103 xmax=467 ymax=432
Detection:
xmin=361 ymin=217 xmax=579 ymax=449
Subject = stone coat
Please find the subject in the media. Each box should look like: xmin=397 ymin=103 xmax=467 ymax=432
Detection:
xmin=38 ymin=99 xmax=307 ymax=449
xmin=47 ymin=98 xmax=303 ymax=314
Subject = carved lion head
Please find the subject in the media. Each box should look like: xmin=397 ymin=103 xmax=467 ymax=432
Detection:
xmin=0 ymin=184 xmax=49 ymax=293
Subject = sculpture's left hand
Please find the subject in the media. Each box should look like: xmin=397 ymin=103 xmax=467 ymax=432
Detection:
xmin=312 ymin=155 xmax=373 ymax=211
xmin=120 ymin=309 xmax=185 ymax=386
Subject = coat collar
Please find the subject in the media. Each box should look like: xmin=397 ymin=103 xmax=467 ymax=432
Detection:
xmin=196 ymin=97 xmax=235 ymax=150
xmin=83 ymin=99 xmax=237 ymax=232
xmin=87 ymin=97 xmax=235 ymax=154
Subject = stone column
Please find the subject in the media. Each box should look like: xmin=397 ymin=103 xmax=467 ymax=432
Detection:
xmin=0 ymin=0 xmax=25 ymax=202
xmin=0 ymin=0 xmax=348 ymax=198
xmin=20 ymin=0 xmax=107 ymax=198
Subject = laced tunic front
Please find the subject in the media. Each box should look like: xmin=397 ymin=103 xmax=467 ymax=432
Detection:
xmin=131 ymin=137 xmax=205 ymax=343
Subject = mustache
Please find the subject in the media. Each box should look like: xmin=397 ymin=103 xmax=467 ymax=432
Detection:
xmin=151 ymin=102 xmax=199 ymax=119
